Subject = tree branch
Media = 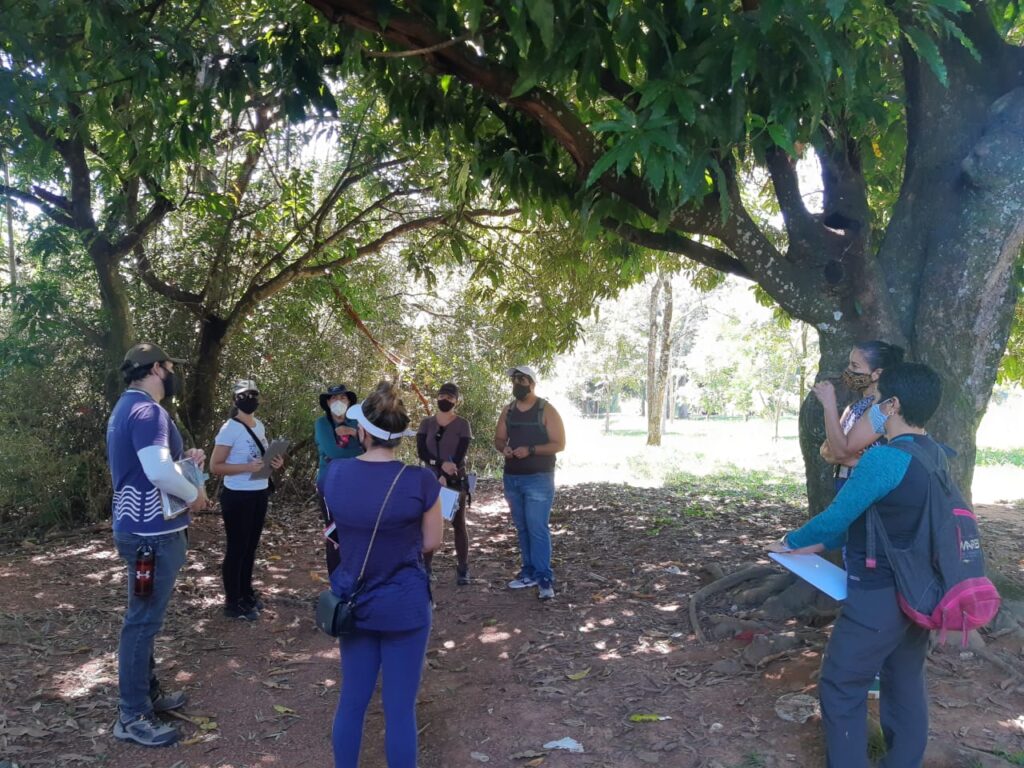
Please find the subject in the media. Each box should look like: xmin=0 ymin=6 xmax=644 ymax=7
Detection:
xmin=765 ymin=148 xmax=821 ymax=244
xmin=134 ymin=243 xmax=204 ymax=308
xmin=602 ymin=218 xmax=750 ymax=279
xmin=0 ymin=185 xmax=75 ymax=228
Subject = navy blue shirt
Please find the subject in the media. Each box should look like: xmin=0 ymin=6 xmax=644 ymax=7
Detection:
xmin=319 ymin=459 xmax=440 ymax=631
xmin=106 ymin=389 xmax=189 ymax=534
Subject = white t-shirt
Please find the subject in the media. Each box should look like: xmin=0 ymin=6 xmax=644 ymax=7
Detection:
xmin=215 ymin=418 xmax=269 ymax=491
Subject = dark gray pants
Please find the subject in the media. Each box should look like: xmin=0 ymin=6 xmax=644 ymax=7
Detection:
xmin=820 ymin=583 xmax=929 ymax=768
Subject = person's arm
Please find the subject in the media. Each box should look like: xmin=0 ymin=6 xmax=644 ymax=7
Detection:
xmin=209 ymin=443 xmax=262 ymax=476
xmin=814 ymin=382 xmax=880 ymax=463
xmin=494 ymin=406 xmax=512 ymax=457
xmin=783 ymin=446 xmax=912 ymax=551
xmin=416 ymin=432 xmax=434 ymax=465
xmin=137 ymin=446 xmax=201 ymax=502
xmin=315 ymin=417 xmax=353 ymax=460
xmin=421 ymin=496 xmax=443 ymax=553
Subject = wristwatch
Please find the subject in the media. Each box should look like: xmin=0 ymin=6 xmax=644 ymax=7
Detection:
xmin=528 ymin=445 xmax=536 ymax=456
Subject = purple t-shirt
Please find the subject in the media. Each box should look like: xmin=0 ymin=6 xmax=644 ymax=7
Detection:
xmin=106 ymin=389 xmax=189 ymax=535
xmin=319 ymin=459 xmax=440 ymax=632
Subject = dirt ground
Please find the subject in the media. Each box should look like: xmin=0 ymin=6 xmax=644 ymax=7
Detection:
xmin=1 ymin=480 xmax=1023 ymax=768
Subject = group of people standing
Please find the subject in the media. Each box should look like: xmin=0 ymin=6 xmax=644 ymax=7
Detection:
xmin=105 ymin=343 xmax=565 ymax=763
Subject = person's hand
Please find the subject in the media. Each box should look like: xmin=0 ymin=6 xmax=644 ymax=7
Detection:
xmin=335 ymin=425 xmax=357 ymax=437
xmin=790 ymin=543 xmax=826 ymax=554
xmin=270 ymin=455 xmax=285 ymax=470
xmin=502 ymin=446 xmax=514 ymax=458
xmin=511 ymin=446 xmax=530 ymax=459
xmin=185 ymin=447 xmax=206 ymax=466
xmin=188 ymin=488 xmax=209 ymax=513
xmin=766 ymin=540 xmax=791 ymax=553
xmin=812 ymin=380 xmax=837 ymax=407
xmin=247 ymin=459 xmax=264 ymax=474
xmin=439 ymin=475 xmax=448 ymax=487
xmin=441 ymin=461 xmax=458 ymax=476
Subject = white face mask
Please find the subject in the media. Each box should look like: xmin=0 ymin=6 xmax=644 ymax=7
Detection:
xmin=330 ymin=400 xmax=347 ymax=418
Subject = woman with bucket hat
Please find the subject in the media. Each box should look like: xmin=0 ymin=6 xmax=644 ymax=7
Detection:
xmin=315 ymin=384 xmax=363 ymax=573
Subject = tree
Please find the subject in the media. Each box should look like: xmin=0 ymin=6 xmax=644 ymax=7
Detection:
xmin=647 ymin=271 xmax=673 ymax=446
xmin=0 ymin=0 xmax=339 ymax=400
xmin=302 ymin=0 xmax=1024 ymax=512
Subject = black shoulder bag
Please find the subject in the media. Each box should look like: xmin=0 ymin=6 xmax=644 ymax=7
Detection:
xmin=316 ymin=465 xmax=407 ymax=637
xmin=232 ymin=417 xmax=275 ymax=495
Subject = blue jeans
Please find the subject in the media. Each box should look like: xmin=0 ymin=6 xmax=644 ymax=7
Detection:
xmin=503 ymin=472 xmax=555 ymax=585
xmin=112 ymin=529 xmax=188 ymax=719
xmin=333 ymin=624 xmax=431 ymax=768
xmin=820 ymin=584 xmax=929 ymax=768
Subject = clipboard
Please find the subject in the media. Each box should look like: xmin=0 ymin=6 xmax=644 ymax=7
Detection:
xmin=250 ymin=438 xmax=290 ymax=479
xmin=163 ymin=459 xmax=209 ymax=520
xmin=439 ymin=487 xmax=460 ymax=521
xmin=769 ymin=552 xmax=847 ymax=601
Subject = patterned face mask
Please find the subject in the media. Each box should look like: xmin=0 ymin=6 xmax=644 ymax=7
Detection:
xmin=841 ymin=369 xmax=873 ymax=392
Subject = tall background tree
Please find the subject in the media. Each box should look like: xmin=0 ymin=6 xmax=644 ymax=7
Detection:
xmin=303 ymin=0 xmax=1024 ymax=511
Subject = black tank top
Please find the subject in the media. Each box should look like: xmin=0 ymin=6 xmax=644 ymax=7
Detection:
xmin=504 ymin=399 xmax=556 ymax=475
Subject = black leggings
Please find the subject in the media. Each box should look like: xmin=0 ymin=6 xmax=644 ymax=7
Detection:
xmin=220 ymin=487 xmax=269 ymax=605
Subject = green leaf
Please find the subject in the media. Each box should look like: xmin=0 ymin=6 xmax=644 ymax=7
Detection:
xmin=766 ymin=122 xmax=796 ymax=156
xmin=585 ymin=149 xmax=619 ymax=188
xmin=902 ymin=26 xmax=948 ymax=86
xmin=526 ymin=0 xmax=555 ymax=52
xmin=509 ymin=71 xmax=539 ymax=98
xmin=826 ymin=0 xmax=847 ymax=19
xmin=439 ymin=74 xmax=453 ymax=95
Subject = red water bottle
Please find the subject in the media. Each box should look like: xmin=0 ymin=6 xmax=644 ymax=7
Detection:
xmin=134 ymin=543 xmax=155 ymax=597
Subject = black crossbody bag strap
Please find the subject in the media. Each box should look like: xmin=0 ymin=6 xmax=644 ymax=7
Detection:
xmin=232 ymin=417 xmax=266 ymax=456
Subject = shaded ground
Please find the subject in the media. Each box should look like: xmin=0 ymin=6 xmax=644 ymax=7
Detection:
xmin=1 ymin=481 xmax=1023 ymax=768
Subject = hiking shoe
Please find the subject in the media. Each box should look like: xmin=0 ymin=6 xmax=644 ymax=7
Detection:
xmin=537 ymin=581 xmax=555 ymax=601
xmin=507 ymin=576 xmax=537 ymax=589
xmin=223 ymin=602 xmax=259 ymax=621
xmin=244 ymin=592 xmax=265 ymax=611
xmin=113 ymin=713 xmax=179 ymax=747
xmin=151 ymin=689 xmax=187 ymax=713
xmin=240 ymin=594 xmax=263 ymax=614
xmin=456 ymin=566 xmax=470 ymax=586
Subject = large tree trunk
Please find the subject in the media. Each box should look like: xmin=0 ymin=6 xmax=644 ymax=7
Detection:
xmin=91 ymin=243 xmax=134 ymax=405
xmin=182 ymin=314 xmax=233 ymax=445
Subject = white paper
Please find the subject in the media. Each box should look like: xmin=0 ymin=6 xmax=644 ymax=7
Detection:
xmin=439 ymin=487 xmax=460 ymax=521
xmin=249 ymin=438 xmax=290 ymax=479
xmin=769 ymin=552 xmax=848 ymax=601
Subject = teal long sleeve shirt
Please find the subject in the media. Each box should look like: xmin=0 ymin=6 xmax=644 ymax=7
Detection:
xmin=315 ymin=415 xmax=363 ymax=482
xmin=785 ymin=438 xmax=914 ymax=551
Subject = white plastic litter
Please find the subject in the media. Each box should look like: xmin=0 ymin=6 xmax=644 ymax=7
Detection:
xmin=543 ymin=737 xmax=584 ymax=753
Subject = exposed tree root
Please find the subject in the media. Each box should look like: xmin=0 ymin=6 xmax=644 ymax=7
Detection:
xmin=689 ymin=564 xmax=776 ymax=643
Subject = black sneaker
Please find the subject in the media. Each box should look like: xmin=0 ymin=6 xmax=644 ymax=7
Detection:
xmin=241 ymin=594 xmax=264 ymax=613
xmin=223 ymin=602 xmax=259 ymax=621
xmin=113 ymin=713 xmax=178 ymax=747
xmin=456 ymin=566 xmax=470 ymax=586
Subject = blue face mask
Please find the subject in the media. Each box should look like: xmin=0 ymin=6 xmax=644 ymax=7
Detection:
xmin=868 ymin=400 xmax=892 ymax=434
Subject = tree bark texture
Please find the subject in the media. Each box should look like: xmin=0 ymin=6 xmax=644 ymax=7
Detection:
xmin=646 ymin=275 xmax=663 ymax=445
xmin=652 ymin=275 xmax=673 ymax=445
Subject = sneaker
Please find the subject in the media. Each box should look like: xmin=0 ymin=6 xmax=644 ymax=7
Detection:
xmin=507 ymin=576 xmax=538 ymax=590
xmin=537 ymin=581 xmax=555 ymax=600
xmin=113 ymin=713 xmax=179 ymax=747
xmin=244 ymin=592 xmax=265 ymax=611
xmin=223 ymin=602 xmax=259 ymax=621
xmin=456 ymin=566 xmax=470 ymax=586
xmin=867 ymin=675 xmax=881 ymax=700
xmin=151 ymin=689 xmax=187 ymax=713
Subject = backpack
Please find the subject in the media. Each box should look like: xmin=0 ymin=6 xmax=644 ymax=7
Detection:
xmin=866 ymin=438 xmax=1001 ymax=645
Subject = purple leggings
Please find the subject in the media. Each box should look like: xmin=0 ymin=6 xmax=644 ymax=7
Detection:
xmin=333 ymin=623 xmax=431 ymax=768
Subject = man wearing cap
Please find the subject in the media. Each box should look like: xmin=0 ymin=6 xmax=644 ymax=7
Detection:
xmin=417 ymin=382 xmax=474 ymax=584
xmin=106 ymin=343 xmax=208 ymax=747
xmin=494 ymin=366 xmax=565 ymax=600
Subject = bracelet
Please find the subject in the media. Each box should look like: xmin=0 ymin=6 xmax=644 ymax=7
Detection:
xmin=528 ymin=445 xmax=536 ymax=456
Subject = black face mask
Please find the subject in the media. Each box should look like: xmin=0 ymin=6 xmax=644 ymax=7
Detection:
xmin=512 ymin=383 xmax=531 ymax=401
xmin=236 ymin=395 xmax=259 ymax=414
xmin=437 ymin=400 xmax=455 ymax=413
xmin=161 ymin=368 xmax=179 ymax=400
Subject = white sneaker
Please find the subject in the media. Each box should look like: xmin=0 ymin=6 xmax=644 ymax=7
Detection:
xmin=507 ymin=576 xmax=538 ymax=589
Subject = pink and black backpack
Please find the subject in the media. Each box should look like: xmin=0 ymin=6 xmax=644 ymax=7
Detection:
xmin=866 ymin=438 xmax=1001 ymax=644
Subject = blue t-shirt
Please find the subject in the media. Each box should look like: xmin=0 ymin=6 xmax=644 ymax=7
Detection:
xmin=106 ymin=389 xmax=190 ymax=535
xmin=319 ymin=459 xmax=440 ymax=632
